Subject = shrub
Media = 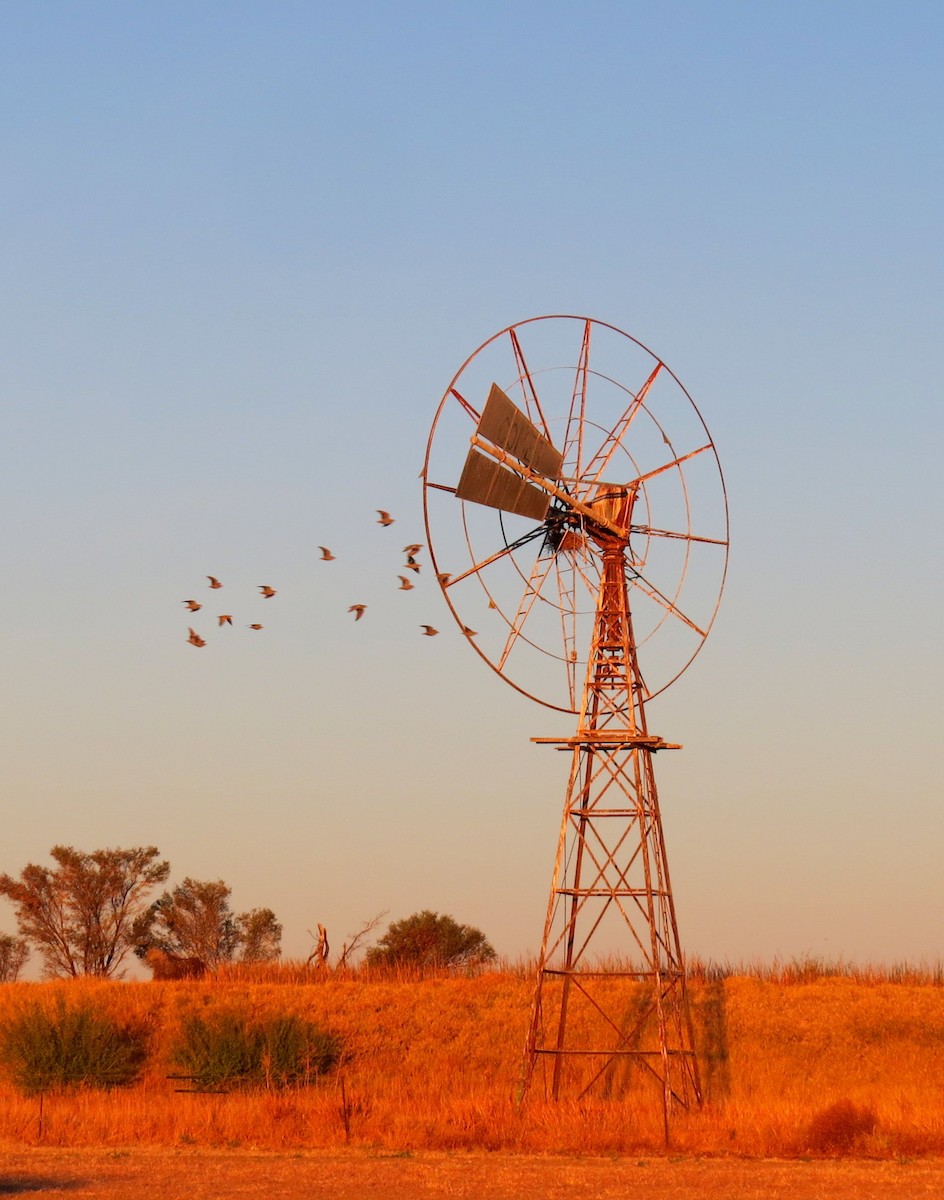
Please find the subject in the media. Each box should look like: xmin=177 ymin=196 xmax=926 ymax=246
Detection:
xmin=366 ymin=910 xmax=496 ymax=970
xmin=172 ymin=1012 xmax=341 ymax=1090
xmin=0 ymin=999 xmax=146 ymax=1093
xmin=805 ymin=1098 xmax=878 ymax=1153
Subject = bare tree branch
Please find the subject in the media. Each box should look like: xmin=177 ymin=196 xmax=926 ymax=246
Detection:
xmin=335 ymin=910 xmax=389 ymax=969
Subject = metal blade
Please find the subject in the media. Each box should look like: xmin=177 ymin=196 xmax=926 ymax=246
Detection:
xmin=455 ymin=448 xmax=551 ymax=521
xmin=478 ymin=384 xmax=563 ymax=479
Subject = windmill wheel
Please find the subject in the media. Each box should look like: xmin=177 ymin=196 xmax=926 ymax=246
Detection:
xmin=422 ymin=315 xmax=729 ymax=713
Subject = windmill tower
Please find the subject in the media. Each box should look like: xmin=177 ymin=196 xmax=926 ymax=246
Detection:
xmin=422 ymin=316 xmax=728 ymax=1129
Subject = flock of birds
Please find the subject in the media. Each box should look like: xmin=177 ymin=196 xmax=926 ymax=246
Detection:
xmin=183 ymin=578 xmax=276 ymax=648
xmin=182 ymin=510 xmax=475 ymax=649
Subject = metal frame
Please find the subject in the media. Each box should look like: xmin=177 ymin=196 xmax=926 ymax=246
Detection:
xmin=422 ymin=316 xmax=727 ymax=1131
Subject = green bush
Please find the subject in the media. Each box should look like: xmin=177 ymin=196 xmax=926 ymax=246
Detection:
xmin=366 ymin=910 xmax=496 ymax=970
xmin=172 ymin=1011 xmax=341 ymax=1090
xmin=0 ymin=999 xmax=146 ymax=1094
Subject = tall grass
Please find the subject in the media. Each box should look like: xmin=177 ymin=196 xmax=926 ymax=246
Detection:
xmin=685 ymin=954 xmax=944 ymax=987
xmin=0 ymin=965 xmax=943 ymax=1155
xmin=212 ymin=954 xmax=944 ymax=987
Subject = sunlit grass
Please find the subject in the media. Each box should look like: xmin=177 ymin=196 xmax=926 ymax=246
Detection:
xmin=1 ymin=963 xmax=944 ymax=1155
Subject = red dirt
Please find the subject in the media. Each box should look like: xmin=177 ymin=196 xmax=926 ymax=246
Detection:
xmin=1 ymin=1149 xmax=943 ymax=1199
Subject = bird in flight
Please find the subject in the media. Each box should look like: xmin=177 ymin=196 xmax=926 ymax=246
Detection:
xmin=420 ymin=625 xmax=439 ymax=636
xmin=349 ymin=604 xmax=367 ymax=621
xmin=207 ymin=576 xmax=223 ymax=589
xmin=319 ymin=546 xmax=335 ymax=561
xmin=376 ymin=510 xmax=395 ymax=526
xmin=397 ymin=576 xmax=414 ymax=591
xmin=248 ymin=623 xmax=264 ymax=630
xmin=462 ymin=626 xmax=477 ymax=637
xmin=183 ymin=600 xmax=202 ymax=612
xmin=403 ymin=544 xmax=422 ymax=556
xmin=437 ymin=572 xmax=452 ymax=586
xmin=405 ymin=555 xmax=421 ymax=573
xmin=259 ymin=585 xmax=277 ymax=598
xmin=218 ymin=614 xmax=233 ymax=626
xmin=187 ymin=627 xmax=206 ymax=648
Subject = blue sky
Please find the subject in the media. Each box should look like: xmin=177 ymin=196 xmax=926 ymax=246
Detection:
xmin=1 ymin=2 xmax=941 ymax=974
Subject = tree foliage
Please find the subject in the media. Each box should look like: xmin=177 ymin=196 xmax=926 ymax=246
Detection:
xmin=133 ymin=878 xmax=281 ymax=967
xmin=365 ymin=910 xmax=496 ymax=970
xmin=0 ymin=846 xmax=170 ymax=978
xmin=0 ymin=933 xmax=30 ymax=982
xmin=236 ymin=906 xmax=283 ymax=963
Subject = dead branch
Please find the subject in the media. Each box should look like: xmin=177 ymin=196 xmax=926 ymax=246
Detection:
xmin=336 ymin=910 xmax=388 ymax=969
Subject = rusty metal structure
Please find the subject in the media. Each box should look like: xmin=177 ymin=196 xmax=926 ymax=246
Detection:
xmin=422 ymin=316 xmax=728 ymax=1128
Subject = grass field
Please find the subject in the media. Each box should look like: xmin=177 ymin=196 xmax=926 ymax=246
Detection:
xmin=1 ymin=962 xmax=943 ymax=1158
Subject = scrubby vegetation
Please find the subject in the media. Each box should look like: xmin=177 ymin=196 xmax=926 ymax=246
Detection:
xmin=0 ymin=997 xmax=146 ymax=1093
xmin=171 ymin=1011 xmax=341 ymax=1090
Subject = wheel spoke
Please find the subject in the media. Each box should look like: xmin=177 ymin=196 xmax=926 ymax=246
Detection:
xmin=554 ymin=554 xmax=579 ymax=708
xmin=563 ymin=319 xmax=592 ymax=481
xmin=509 ymin=328 xmax=553 ymax=443
xmin=571 ymin=548 xmax=602 ymax=607
xmin=497 ymin=553 xmax=558 ymax=672
xmin=450 ymin=387 xmax=480 ymax=422
xmin=628 ymin=569 xmax=706 ymax=638
xmin=446 ymin=523 xmax=546 ymax=589
xmin=632 ymin=443 xmax=711 ymax=487
xmin=632 ymin=525 xmax=727 ymax=546
xmin=583 ymin=362 xmax=663 ymax=485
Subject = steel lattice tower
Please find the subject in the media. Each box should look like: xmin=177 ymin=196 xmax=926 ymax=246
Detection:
xmin=525 ymin=504 xmax=700 ymax=1120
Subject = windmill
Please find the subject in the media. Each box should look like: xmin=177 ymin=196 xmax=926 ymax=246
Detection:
xmin=422 ymin=316 xmax=728 ymax=1127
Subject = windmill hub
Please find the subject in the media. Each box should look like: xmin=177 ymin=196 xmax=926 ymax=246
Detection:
xmin=584 ymin=484 xmax=638 ymax=542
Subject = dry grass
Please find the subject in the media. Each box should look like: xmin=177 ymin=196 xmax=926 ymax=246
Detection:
xmin=1 ymin=964 xmax=943 ymax=1158
xmin=4 ymin=1148 xmax=944 ymax=1200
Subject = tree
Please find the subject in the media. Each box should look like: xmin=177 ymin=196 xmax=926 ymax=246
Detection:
xmin=365 ymin=910 xmax=496 ymax=970
xmin=133 ymin=879 xmax=281 ymax=968
xmin=0 ymin=934 xmax=29 ymax=982
xmin=0 ymin=846 xmax=170 ymax=979
xmin=236 ymin=907 xmax=282 ymax=963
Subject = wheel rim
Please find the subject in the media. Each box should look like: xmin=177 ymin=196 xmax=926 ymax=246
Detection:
xmin=423 ymin=315 xmax=729 ymax=713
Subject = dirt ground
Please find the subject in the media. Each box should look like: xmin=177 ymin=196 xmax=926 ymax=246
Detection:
xmin=1 ymin=1149 xmax=944 ymax=1199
